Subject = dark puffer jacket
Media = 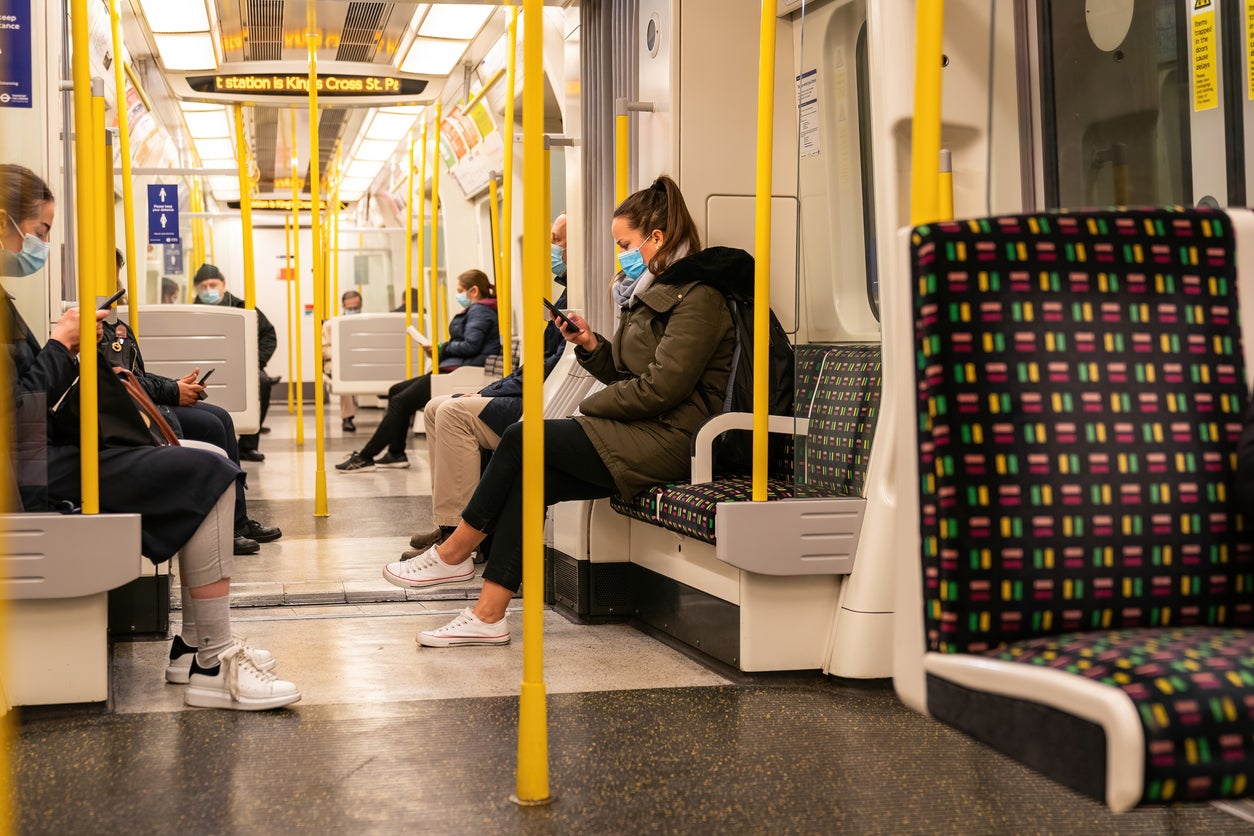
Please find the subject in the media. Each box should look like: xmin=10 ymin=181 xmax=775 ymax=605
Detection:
xmin=439 ymin=297 xmax=502 ymax=371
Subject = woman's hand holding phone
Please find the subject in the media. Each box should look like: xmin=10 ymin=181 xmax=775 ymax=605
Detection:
xmin=177 ymin=367 xmax=206 ymax=406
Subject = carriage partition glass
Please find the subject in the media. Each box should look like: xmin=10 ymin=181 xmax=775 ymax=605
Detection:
xmin=1038 ymin=0 xmax=1193 ymax=209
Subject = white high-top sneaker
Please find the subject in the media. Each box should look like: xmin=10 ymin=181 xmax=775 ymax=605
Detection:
xmin=185 ymin=643 xmax=301 ymax=710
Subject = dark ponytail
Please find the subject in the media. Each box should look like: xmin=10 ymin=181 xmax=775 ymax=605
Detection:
xmin=613 ymin=174 xmax=701 ymax=275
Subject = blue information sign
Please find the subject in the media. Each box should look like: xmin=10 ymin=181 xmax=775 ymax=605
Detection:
xmin=163 ymin=243 xmax=184 ymax=275
xmin=0 ymin=0 xmax=33 ymax=109
xmin=148 ymin=184 xmax=180 ymax=244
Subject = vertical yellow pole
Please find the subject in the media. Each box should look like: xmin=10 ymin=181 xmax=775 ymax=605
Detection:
xmin=938 ymin=149 xmax=954 ymax=221
xmin=512 ymin=0 xmax=550 ymax=807
xmin=208 ymin=223 xmax=216 ymax=264
xmin=488 ymin=176 xmax=504 ymax=355
xmin=235 ymin=105 xmax=256 ymax=310
xmin=615 ymin=108 xmax=629 ymax=205
xmin=332 ymin=144 xmax=341 ymax=307
xmin=191 ymin=182 xmax=204 ymax=272
xmin=292 ymin=123 xmax=305 ymax=446
xmin=500 ymin=5 xmax=518 ymax=376
xmin=404 ymin=129 xmax=415 ymax=378
xmin=71 ymin=4 xmax=100 ymax=514
xmin=102 ymin=125 xmax=116 ymax=295
xmin=751 ymin=0 xmax=776 ymax=504
xmin=286 ymin=215 xmax=295 ymax=413
xmin=430 ymin=103 xmax=443 ymax=373
xmin=110 ymin=0 xmax=139 ymax=330
xmin=910 ymin=1 xmax=945 ymax=226
xmin=308 ymin=21 xmax=328 ymax=518
xmin=416 ymin=119 xmax=428 ymax=376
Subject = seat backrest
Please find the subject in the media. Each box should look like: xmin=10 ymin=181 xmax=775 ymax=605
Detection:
xmin=117 ymin=305 xmax=260 ymax=433
xmin=329 ymin=312 xmax=410 ymax=394
xmin=910 ymin=209 xmax=1253 ymax=655
xmin=795 ymin=343 xmax=882 ymax=497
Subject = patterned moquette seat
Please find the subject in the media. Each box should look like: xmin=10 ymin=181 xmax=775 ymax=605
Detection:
xmin=611 ymin=344 xmax=882 ymax=545
xmin=910 ymin=208 xmax=1254 ymax=810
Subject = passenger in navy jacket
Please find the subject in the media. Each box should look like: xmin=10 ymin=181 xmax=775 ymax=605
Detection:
xmin=336 ymin=269 xmax=501 ymax=471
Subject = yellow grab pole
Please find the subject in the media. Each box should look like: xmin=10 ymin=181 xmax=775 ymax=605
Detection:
xmin=308 ymin=24 xmax=328 ymax=517
xmin=500 ymin=5 xmax=518 ymax=376
xmin=292 ymin=111 xmax=304 ymax=446
xmin=488 ymin=174 xmax=505 ymax=356
xmin=615 ymin=107 xmax=628 ymax=205
xmin=235 ymin=105 xmax=256 ymax=309
xmin=416 ymin=119 xmax=428 ymax=376
xmin=191 ymin=182 xmax=203 ymax=272
xmin=285 ymin=215 xmax=295 ymax=413
xmin=938 ymin=149 xmax=954 ymax=221
xmin=513 ymin=0 xmax=550 ymax=807
xmin=110 ymin=0 xmax=139 ymax=332
xmin=464 ymin=67 xmax=505 ymax=111
xmin=750 ymin=0 xmax=777 ymax=503
xmin=909 ymin=0 xmax=945 ymax=226
xmin=430 ymin=103 xmax=443 ymax=373
xmin=71 ymin=5 xmax=100 ymax=513
xmin=102 ymin=125 xmax=116 ymax=295
xmin=404 ymin=129 xmax=415 ymax=379
xmin=332 ymin=143 xmax=341 ymax=306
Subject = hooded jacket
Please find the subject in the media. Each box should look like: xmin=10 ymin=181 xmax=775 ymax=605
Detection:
xmin=439 ymin=297 xmax=502 ymax=371
xmin=572 ymin=247 xmax=743 ymax=499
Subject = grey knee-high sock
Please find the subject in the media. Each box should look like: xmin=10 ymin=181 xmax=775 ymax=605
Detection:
xmin=179 ymin=584 xmax=197 ymax=646
xmin=189 ymin=593 xmax=233 ymax=669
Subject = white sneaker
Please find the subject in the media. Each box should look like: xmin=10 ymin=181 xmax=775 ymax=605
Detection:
xmin=165 ymin=634 xmax=277 ymax=684
xmin=383 ymin=545 xmax=475 ymax=589
xmin=185 ymin=643 xmax=301 ymax=711
xmin=417 ymin=607 xmax=511 ymax=647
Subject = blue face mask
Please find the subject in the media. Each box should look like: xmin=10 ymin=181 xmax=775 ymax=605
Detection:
xmin=618 ymin=245 xmax=647 ymax=280
xmin=198 ymin=287 xmax=222 ymax=304
xmin=551 ymin=243 xmax=567 ymax=277
xmin=455 ymin=292 xmax=471 ymax=309
xmin=5 ymin=215 xmax=49 ymax=277
xmin=343 ymin=307 xmax=361 ymax=316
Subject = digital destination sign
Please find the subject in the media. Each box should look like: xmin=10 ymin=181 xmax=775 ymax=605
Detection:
xmin=187 ymin=74 xmax=426 ymax=98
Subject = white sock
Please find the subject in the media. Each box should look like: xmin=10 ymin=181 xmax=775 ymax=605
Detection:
xmin=179 ymin=585 xmax=197 ymax=647
xmin=189 ymin=593 xmax=233 ymax=669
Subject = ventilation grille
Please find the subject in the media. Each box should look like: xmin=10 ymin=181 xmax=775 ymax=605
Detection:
xmin=337 ymin=2 xmax=390 ymax=63
xmin=304 ymin=109 xmax=349 ymax=193
xmin=244 ymin=0 xmax=285 ymax=61
xmin=252 ymin=107 xmax=278 ymax=192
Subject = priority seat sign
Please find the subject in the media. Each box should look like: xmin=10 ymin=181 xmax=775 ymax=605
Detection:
xmin=148 ymin=184 xmax=180 ymax=244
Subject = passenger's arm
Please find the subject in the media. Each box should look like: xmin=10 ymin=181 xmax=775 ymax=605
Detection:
xmin=574 ymin=336 xmax=629 ymax=385
xmin=578 ymin=288 xmax=729 ymax=421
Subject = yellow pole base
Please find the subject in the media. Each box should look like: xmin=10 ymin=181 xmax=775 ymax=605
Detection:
xmin=513 ymin=680 xmax=553 ymax=806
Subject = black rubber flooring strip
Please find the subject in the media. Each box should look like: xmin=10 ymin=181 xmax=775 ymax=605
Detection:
xmin=13 ymin=684 xmax=1249 ymax=834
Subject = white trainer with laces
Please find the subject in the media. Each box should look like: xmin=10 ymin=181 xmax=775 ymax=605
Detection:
xmin=165 ymin=634 xmax=277 ymax=684
xmin=184 ymin=643 xmax=301 ymax=711
xmin=383 ymin=546 xmax=475 ymax=589
xmin=417 ymin=607 xmax=510 ymax=647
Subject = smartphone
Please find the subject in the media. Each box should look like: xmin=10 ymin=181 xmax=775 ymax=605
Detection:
xmin=195 ymin=368 xmax=214 ymax=400
xmin=543 ymin=298 xmax=578 ymax=333
xmin=98 ymin=288 xmax=126 ymax=310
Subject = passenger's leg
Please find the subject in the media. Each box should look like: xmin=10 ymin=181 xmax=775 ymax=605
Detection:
xmin=171 ymin=404 xmax=247 ymax=531
xmin=430 ymin=395 xmax=498 ymax=528
xmin=341 ymin=394 xmax=356 ymax=419
xmin=238 ymin=373 xmax=271 ymax=457
xmin=354 ymin=375 xmax=429 ymax=462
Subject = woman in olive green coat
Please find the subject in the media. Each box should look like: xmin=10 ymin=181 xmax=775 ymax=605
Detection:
xmin=382 ymin=175 xmax=737 ymax=648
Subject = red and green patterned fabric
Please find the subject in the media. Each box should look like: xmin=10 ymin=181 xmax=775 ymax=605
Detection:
xmin=912 ymin=207 xmax=1254 ymax=805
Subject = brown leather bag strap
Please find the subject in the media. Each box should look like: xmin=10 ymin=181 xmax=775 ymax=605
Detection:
xmin=113 ymin=368 xmax=181 ymax=446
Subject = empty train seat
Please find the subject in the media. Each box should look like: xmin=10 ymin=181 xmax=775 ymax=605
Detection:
xmin=2 ymin=513 xmax=143 ymax=707
xmin=891 ymin=207 xmax=1254 ymax=811
xmin=327 ymin=312 xmax=410 ymax=397
xmin=116 ymin=304 xmax=261 ymax=434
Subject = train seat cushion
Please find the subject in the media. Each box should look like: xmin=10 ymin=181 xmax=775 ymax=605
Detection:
xmin=911 ymin=207 xmax=1254 ymax=806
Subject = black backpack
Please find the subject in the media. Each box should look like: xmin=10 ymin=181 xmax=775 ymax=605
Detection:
xmin=667 ymin=247 xmax=795 ymax=476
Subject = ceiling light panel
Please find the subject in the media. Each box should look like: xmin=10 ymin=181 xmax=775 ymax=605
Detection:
xmin=353 ymin=139 xmax=401 ymax=162
xmin=153 ymin=33 xmax=218 ymax=71
xmin=182 ymin=108 xmax=232 ymax=138
xmin=418 ymin=5 xmax=496 ymax=40
xmin=339 ymin=176 xmax=375 ymax=191
xmin=364 ymin=111 xmax=419 ymax=143
xmin=399 ymin=37 xmax=470 ymax=76
xmin=194 ymin=138 xmax=236 ymax=160
xmin=138 ymin=0 xmax=210 ymax=33
xmin=208 ymin=176 xmax=240 ymax=191
xmin=344 ymin=160 xmax=383 ymax=181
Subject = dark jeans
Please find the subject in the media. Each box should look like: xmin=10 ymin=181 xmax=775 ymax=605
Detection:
xmin=360 ymin=374 xmax=432 ymax=459
xmin=239 ymin=372 xmax=272 ymax=453
xmin=170 ymin=401 xmax=248 ymax=531
xmin=462 ymin=420 xmax=616 ymax=592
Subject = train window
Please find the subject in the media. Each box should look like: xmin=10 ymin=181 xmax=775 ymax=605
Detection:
xmin=1039 ymin=0 xmax=1191 ymax=208
xmin=855 ymin=22 xmax=878 ymax=321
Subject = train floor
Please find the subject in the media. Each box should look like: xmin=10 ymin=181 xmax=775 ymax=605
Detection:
xmin=12 ymin=404 xmax=1254 ymax=833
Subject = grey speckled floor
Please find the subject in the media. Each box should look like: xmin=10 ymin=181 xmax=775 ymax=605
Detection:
xmin=14 ymin=682 xmax=1249 ymax=835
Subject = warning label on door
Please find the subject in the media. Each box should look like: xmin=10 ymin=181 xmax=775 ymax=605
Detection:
xmin=1193 ymin=7 xmax=1218 ymax=112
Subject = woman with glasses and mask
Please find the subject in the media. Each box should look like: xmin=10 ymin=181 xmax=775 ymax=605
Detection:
xmin=0 ymin=163 xmax=300 ymax=711
xmin=382 ymin=175 xmax=745 ymax=648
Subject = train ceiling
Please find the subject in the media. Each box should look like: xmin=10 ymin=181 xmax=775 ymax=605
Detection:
xmin=121 ymin=0 xmax=553 ymax=204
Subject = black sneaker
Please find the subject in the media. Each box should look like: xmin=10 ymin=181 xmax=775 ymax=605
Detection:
xmin=238 ymin=519 xmax=282 ymax=543
xmin=342 ymin=417 xmax=356 ymax=432
xmin=239 ymin=449 xmax=266 ymax=462
xmin=374 ymin=451 xmax=410 ymax=469
xmin=233 ymin=535 xmax=260 ymax=555
xmin=335 ymin=451 xmax=375 ymax=472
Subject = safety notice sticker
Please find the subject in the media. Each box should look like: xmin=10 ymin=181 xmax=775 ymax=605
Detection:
xmin=1192 ymin=1 xmax=1217 ymax=112
xmin=0 ymin=0 xmax=33 ymax=109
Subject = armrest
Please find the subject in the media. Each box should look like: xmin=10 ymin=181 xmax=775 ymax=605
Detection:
xmin=691 ymin=412 xmax=809 ymax=485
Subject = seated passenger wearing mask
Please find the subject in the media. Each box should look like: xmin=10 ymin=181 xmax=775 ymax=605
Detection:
xmin=160 ymin=277 xmax=180 ymax=304
xmin=0 ymin=163 xmax=300 ymax=709
xmin=406 ymin=213 xmax=568 ymax=554
xmin=336 ymin=269 xmax=501 ymax=472
xmin=192 ymin=263 xmax=277 ymax=462
xmin=382 ymin=176 xmax=738 ymax=649
xmin=322 ymin=289 xmax=363 ymax=433
xmin=105 ymin=250 xmax=282 ymax=555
